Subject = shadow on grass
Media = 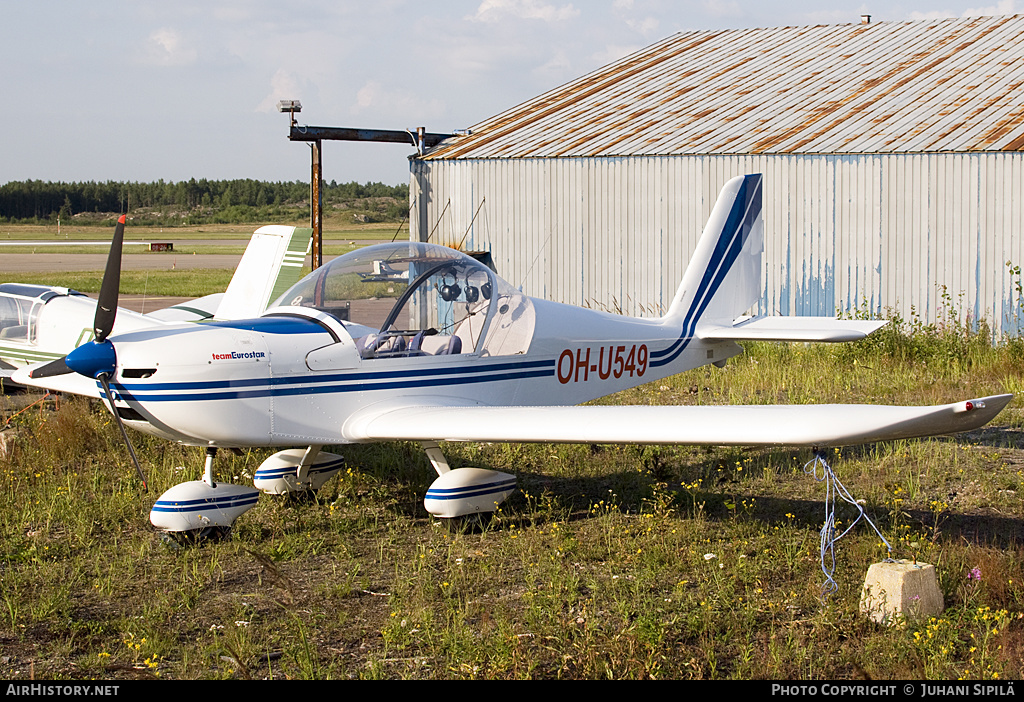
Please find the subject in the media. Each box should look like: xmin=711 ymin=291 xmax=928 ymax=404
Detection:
xmin=499 ymin=463 xmax=1024 ymax=550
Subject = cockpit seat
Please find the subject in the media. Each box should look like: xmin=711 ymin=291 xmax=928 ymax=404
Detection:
xmin=408 ymin=331 xmax=427 ymax=356
xmin=0 ymin=325 xmax=28 ymax=340
xmin=355 ymin=333 xmax=407 ymax=359
xmin=357 ymin=331 xmax=463 ymax=359
xmin=414 ymin=333 xmax=462 ymax=356
xmin=440 ymin=336 xmax=462 ymax=355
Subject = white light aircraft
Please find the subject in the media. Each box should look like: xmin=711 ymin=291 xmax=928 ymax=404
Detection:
xmin=14 ymin=175 xmax=1012 ymax=539
xmin=357 ymin=258 xmax=410 ymax=282
xmin=0 ymin=224 xmax=313 ymax=381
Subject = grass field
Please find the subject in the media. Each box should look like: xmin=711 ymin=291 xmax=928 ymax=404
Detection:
xmin=1 ymin=313 xmax=1022 ymax=680
xmin=0 ymin=218 xmax=407 ymax=253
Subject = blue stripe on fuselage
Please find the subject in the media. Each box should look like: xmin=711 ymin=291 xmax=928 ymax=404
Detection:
xmin=198 ymin=317 xmax=324 ymax=335
xmin=105 ymin=359 xmax=556 ymax=403
xmin=113 ymin=358 xmax=555 ymax=393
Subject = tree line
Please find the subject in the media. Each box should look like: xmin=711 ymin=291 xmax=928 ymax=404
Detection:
xmin=0 ymin=178 xmax=410 ymax=224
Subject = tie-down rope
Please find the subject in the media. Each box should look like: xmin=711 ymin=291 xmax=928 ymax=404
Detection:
xmin=804 ymin=448 xmax=893 ymax=601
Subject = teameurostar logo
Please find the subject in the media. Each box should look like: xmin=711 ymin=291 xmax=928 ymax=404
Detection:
xmin=211 ymin=350 xmax=266 ymax=361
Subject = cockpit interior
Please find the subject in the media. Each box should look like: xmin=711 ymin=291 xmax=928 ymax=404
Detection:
xmin=269 ymin=243 xmax=535 ymax=359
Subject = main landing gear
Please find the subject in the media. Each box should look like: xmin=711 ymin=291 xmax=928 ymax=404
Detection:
xmin=420 ymin=441 xmax=516 ymax=521
xmin=148 ymin=441 xmax=516 ymax=541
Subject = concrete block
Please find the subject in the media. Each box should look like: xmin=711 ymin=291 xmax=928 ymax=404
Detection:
xmin=860 ymin=559 xmax=944 ymax=625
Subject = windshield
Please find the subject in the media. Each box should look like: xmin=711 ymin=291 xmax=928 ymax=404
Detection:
xmin=269 ymin=242 xmax=535 ymax=359
xmin=0 ymin=284 xmax=70 ymax=344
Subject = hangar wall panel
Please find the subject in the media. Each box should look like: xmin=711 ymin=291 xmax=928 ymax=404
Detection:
xmin=411 ymin=153 xmax=1024 ymax=335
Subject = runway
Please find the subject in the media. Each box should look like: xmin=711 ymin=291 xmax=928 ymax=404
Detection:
xmin=0 ymin=253 xmax=248 ymax=273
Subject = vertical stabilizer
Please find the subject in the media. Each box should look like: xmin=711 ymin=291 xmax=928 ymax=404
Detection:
xmin=215 ymin=226 xmax=313 ymax=320
xmin=663 ymin=174 xmax=763 ymax=333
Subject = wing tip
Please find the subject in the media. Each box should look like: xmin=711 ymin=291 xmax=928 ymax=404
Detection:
xmin=957 ymin=393 xmax=1013 ymax=415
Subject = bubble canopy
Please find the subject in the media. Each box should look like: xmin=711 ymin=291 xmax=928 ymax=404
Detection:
xmin=268 ymin=242 xmax=535 ymax=358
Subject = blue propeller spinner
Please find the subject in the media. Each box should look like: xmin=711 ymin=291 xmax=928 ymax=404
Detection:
xmin=65 ymin=339 xmax=117 ymax=379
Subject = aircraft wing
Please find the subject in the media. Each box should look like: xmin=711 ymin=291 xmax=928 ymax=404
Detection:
xmin=343 ymin=394 xmax=1012 ymax=448
xmin=9 ymin=366 xmax=102 ymax=399
xmin=698 ymin=316 xmax=887 ymax=343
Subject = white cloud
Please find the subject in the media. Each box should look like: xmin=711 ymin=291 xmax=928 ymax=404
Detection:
xmin=626 ymin=16 xmax=660 ymax=35
xmin=591 ymin=43 xmax=645 ymax=66
xmin=354 ymin=81 xmax=383 ymax=110
xmin=532 ymin=50 xmax=573 ymax=77
xmin=610 ymin=0 xmax=660 ymax=38
xmin=256 ymin=69 xmax=311 ymax=113
xmin=962 ymin=0 xmax=1017 ymax=15
xmin=147 ymin=28 xmax=197 ymax=66
xmin=907 ymin=10 xmax=958 ymax=19
xmin=900 ymin=0 xmax=1014 ymax=21
xmin=701 ymin=0 xmax=742 ymax=18
xmin=351 ymin=80 xmax=446 ymax=122
xmin=467 ymin=0 xmax=581 ymax=23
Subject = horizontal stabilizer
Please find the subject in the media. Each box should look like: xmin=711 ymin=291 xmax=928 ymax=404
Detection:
xmin=144 ymin=293 xmax=223 ymax=322
xmin=698 ymin=316 xmax=887 ymax=343
xmin=344 ymin=395 xmax=1012 ymax=448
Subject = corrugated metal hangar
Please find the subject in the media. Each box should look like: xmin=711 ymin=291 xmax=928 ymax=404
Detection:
xmin=409 ymin=14 xmax=1024 ymax=335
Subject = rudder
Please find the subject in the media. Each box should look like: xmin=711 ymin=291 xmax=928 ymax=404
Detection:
xmin=663 ymin=174 xmax=764 ymax=333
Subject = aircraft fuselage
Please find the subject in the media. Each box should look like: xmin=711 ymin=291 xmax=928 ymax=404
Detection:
xmin=107 ymin=303 xmax=741 ymax=448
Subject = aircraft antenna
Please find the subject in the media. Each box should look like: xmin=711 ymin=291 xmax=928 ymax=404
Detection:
xmin=516 ymin=225 xmax=556 ymax=294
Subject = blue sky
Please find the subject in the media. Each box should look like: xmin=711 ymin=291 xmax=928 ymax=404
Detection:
xmin=2 ymin=0 xmax=1018 ymax=186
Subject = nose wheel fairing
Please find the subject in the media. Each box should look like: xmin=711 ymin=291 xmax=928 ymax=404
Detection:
xmin=150 ymin=480 xmax=260 ymax=534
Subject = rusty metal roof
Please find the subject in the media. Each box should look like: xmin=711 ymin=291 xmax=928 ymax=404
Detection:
xmin=424 ymin=14 xmax=1024 ymax=160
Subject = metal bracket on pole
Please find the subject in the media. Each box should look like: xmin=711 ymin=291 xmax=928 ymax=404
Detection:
xmin=285 ymin=123 xmax=455 ymax=269
xmin=288 ymin=125 xmax=452 ymax=149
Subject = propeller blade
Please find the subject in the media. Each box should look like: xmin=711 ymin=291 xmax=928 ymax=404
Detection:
xmin=98 ymin=372 xmax=148 ymax=492
xmin=28 ymin=355 xmax=72 ymax=379
xmin=94 ymin=214 xmax=126 ymax=343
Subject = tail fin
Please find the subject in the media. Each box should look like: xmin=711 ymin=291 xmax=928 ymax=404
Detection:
xmin=664 ymin=174 xmax=764 ymax=332
xmin=214 ymin=226 xmax=313 ymax=320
